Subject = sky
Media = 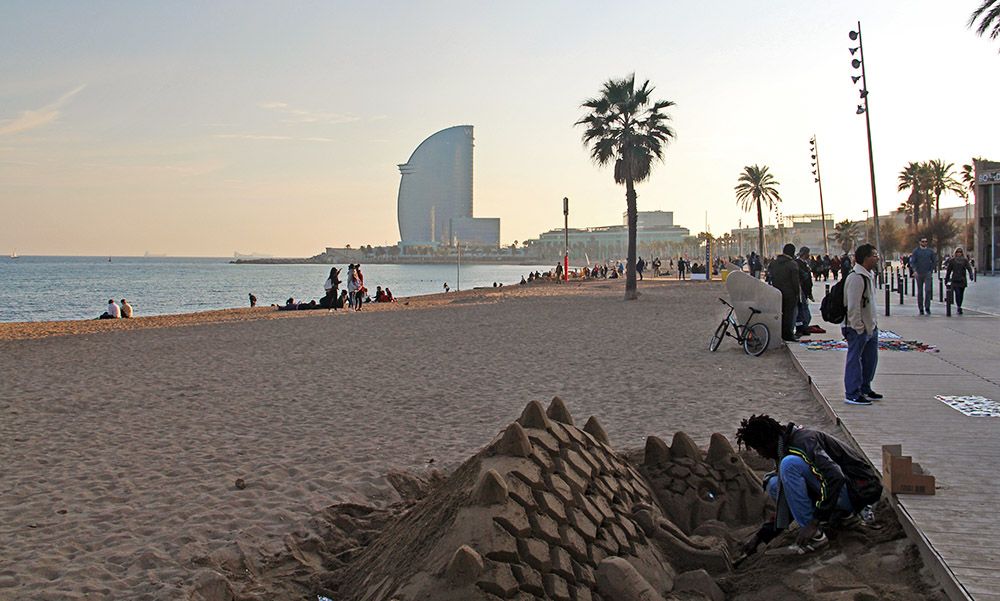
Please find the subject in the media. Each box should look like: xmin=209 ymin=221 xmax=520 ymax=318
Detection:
xmin=1 ymin=0 xmax=998 ymax=257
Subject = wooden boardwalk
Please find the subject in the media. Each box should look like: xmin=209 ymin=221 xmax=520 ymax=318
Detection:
xmin=787 ymin=303 xmax=1000 ymax=601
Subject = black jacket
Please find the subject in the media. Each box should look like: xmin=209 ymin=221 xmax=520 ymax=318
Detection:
xmin=781 ymin=423 xmax=881 ymax=521
xmin=796 ymin=257 xmax=814 ymax=301
xmin=768 ymin=254 xmax=800 ymax=299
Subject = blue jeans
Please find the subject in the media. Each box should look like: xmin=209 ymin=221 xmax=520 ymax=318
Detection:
xmin=916 ymin=272 xmax=933 ymax=312
xmin=797 ymin=301 xmax=811 ymax=331
xmin=771 ymin=455 xmax=853 ymax=527
xmin=843 ymin=327 xmax=878 ymax=400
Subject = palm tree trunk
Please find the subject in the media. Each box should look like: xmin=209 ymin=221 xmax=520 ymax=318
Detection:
xmin=625 ymin=177 xmax=639 ymax=300
xmin=755 ymin=196 xmax=764 ymax=257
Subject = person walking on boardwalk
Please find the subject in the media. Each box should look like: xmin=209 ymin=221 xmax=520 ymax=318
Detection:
xmin=736 ymin=414 xmax=883 ymax=554
xmin=945 ymin=247 xmax=975 ymax=315
xmin=768 ymin=244 xmax=802 ymax=342
xmin=908 ymin=237 xmax=937 ymax=315
xmin=843 ymin=243 xmax=882 ymax=405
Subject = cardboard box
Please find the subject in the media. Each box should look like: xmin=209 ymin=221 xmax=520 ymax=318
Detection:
xmin=882 ymin=444 xmax=936 ymax=495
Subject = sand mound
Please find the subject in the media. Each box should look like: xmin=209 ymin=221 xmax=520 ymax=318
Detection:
xmin=189 ymin=398 xmax=944 ymax=601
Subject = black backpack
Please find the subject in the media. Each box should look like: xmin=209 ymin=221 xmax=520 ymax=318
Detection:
xmin=821 ymin=273 xmax=867 ymax=324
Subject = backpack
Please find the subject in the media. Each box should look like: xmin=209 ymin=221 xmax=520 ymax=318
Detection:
xmin=821 ymin=273 xmax=868 ymax=324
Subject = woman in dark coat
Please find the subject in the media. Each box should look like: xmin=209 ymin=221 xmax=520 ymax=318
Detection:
xmin=945 ymin=247 xmax=975 ymax=314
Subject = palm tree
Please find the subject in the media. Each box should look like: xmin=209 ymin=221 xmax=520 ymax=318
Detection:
xmin=926 ymin=159 xmax=964 ymax=217
xmin=577 ymin=74 xmax=676 ymax=300
xmin=897 ymin=161 xmax=926 ymax=228
xmin=734 ymin=165 xmax=781 ymax=257
xmin=970 ymin=0 xmax=1000 ymax=47
xmin=834 ymin=220 xmax=862 ymax=253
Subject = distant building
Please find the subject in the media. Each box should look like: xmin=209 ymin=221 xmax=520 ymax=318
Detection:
xmin=974 ymin=159 xmax=999 ymax=273
xmin=528 ymin=211 xmax=690 ymax=257
xmin=396 ymin=125 xmax=500 ymax=249
xmin=731 ymin=215 xmax=833 ymax=256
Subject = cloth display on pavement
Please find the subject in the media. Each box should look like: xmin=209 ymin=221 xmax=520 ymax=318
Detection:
xmin=878 ymin=330 xmax=901 ymax=339
xmin=935 ymin=395 xmax=1000 ymax=417
xmin=799 ymin=338 xmax=939 ymax=353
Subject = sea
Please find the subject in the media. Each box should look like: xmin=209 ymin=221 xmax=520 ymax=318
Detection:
xmin=0 ymin=256 xmax=552 ymax=323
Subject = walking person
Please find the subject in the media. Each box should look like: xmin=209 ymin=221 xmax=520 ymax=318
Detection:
xmin=323 ymin=267 xmax=341 ymax=309
xmin=908 ymin=237 xmax=937 ymax=315
xmin=636 ymin=257 xmax=645 ymax=281
xmin=346 ymin=264 xmax=358 ymax=310
xmin=678 ymin=257 xmax=687 ymax=280
xmin=945 ymin=247 xmax=975 ymax=315
xmin=353 ymin=264 xmax=365 ymax=311
xmin=843 ymin=244 xmax=882 ymax=405
xmin=768 ymin=244 xmax=802 ymax=343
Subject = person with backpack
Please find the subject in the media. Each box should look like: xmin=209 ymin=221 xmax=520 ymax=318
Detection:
xmin=737 ymin=414 xmax=883 ymax=555
xmin=843 ymin=243 xmax=882 ymax=405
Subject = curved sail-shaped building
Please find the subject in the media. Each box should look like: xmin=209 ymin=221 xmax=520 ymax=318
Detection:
xmin=397 ymin=125 xmax=499 ymax=248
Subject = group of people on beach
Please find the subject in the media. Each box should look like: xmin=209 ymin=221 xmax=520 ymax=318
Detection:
xmin=262 ymin=264 xmax=397 ymax=312
xmin=98 ymin=298 xmax=133 ymax=319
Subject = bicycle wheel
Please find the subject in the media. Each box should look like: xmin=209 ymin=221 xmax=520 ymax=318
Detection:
xmin=709 ymin=320 xmax=728 ymax=352
xmin=743 ymin=323 xmax=770 ymax=356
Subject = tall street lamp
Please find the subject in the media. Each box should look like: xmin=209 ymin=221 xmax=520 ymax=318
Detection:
xmin=810 ymin=135 xmax=830 ymax=256
xmin=562 ymin=197 xmax=569 ymax=281
xmin=850 ymin=21 xmax=883 ymax=275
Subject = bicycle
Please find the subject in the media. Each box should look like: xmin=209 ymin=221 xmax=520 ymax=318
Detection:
xmin=709 ymin=298 xmax=770 ymax=356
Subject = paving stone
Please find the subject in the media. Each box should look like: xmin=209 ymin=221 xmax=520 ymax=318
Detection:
xmin=535 ymin=489 xmax=568 ymax=521
xmin=549 ymin=473 xmax=575 ymax=506
xmin=531 ymin=508 xmax=562 ymax=544
xmin=506 ymin=474 xmax=537 ymax=509
xmin=512 ymin=564 xmax=546 ymax=597
xmin=476 ymin=559 xmax=520 ymax=598
xmin=569 ymin=508 xmax=599 ymax=540
xmin=494 ymin=503 xmax=532 ymax=537
xmin=485 ymin=523 xmax=521 ymax=563
xmin=560 ymin=523 xmax=590 ymax=563
xmin=550 ymin=545 xmax=576 ymax=582
xmin=518 ymin=537 xmax=551 ymax=572
xmin=545 ymin=573 xmax=573 ymax=601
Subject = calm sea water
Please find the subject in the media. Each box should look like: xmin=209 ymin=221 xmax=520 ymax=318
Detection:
xmin=0 ymin=257 xmax=551 ymax=323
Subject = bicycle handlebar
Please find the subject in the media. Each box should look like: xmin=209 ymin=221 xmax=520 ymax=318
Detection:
xmin=718 ymin=298 xmax=733 ymax=308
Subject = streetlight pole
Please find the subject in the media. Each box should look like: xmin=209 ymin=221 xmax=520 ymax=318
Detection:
xmin=810 ymin=136 xmax=830 ymax=256
xmin=563 ymin=197 xmax=569 ymax=282
xmin=851 ymin=21 xmax=883 ymax=276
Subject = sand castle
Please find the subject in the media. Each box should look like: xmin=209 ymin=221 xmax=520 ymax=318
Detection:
xmin=330 ymin=397 xmax=768 ymax=601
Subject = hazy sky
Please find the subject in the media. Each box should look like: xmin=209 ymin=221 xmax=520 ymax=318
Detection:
xmin=1 ymin=1 xmax=997 ymax=256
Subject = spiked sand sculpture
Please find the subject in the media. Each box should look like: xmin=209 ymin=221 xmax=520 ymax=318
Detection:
xmin=331 ymin=398 xmax=768 ymax=600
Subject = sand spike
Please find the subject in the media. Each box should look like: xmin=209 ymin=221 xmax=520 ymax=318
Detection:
xmin=444 ymin=544 xmax=484 ymax=585
xmin=517 ymin=400 xmax=551 ymax=430
xmin=705 ymin=432 xmax=737 ymax=465
xmin=493 ymin=422 xmax=532 ymax=457
xmin=643 ymin=435 xmax=672 ymax=467
xmin=583 ymin=416 xmax=610 ymax=446
xmin=546 ymin=396 xmax=574 ymax=425
xmin=471 ymin=469 xmax=508 ymax=505
xmin=670 ymin=431 xmax=702 ymax=460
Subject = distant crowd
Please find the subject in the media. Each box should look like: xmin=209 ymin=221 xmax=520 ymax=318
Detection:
xmin=263 ymin=263 xmax=398 ymax=312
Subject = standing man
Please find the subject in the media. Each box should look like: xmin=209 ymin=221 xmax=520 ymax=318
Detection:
xmin=843 ymin=243 xmax=882 ymax=405
xmin=678 ymin=257 xmax=687 ymax=280
xmin=908 ymin=237 xmax=937 ymax=315
xmin=795 ymin=247 xmax=814 ymax=336
xmin=636 ymin=257 xmax=646 ymax=281
xmin=768 ymin=244 xmax=802 ymax=343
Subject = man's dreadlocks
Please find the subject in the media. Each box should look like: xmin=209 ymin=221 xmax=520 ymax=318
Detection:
xmin=735 ymin=414 xmax=784 ymax=451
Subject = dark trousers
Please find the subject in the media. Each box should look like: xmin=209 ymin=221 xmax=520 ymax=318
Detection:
xmin=916 ymin=273 xmax=933 ymax=312
xmin=781 ymin=293 xmax=798 ymax=341
xmin=954 ymin=286 xmax=966 ymax=308
xmin=843 ymin=327 xmax=879 ymax=400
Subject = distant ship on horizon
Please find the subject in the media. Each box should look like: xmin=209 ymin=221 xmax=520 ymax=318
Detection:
xmin=143 ymin=251 xmax=167 ymax=258
xmin=9 ymin=249 xmax=18 ymax=259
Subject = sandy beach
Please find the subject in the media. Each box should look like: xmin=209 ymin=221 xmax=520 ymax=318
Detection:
xmin=0 ymin=279 xmax=835 ymax=600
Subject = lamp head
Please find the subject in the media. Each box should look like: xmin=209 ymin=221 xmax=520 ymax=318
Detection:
xmin=852 ymin=59 xmax=862 ymax=69
xmin=856 ymin=105 xmax=866 ymax=115
xmin=849 ymin=31 xmax=859 ymax=40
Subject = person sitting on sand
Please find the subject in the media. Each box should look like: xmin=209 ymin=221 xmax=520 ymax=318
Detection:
xmin=249 ymin=293 xmax=257 ymax=307
xmin=736 ymin=414 xmax=882 ymax=555
xmin=443 ymin=282 xmax=450 ymax=293
xmin=338 ymin=289 xmax=349 ymax=309
xmin=120 ymin=298 xmax=133 ymax=318
xmin=375 ymin=286 xmax=387 ymax=302
xmin=384 ymin=288 xmax=395 ymax=302
xmin=99 ymin=299 xmax=121 ymax=319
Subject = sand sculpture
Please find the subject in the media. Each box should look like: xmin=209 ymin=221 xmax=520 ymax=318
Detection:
xmin=723 ymin=272 xmax=783 ymax=350
xmin=330 ymin=397 xmax=768 ymax=600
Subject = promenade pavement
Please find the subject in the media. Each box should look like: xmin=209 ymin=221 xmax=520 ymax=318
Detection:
xmin=787 ymin=279 xmax=1000 ymax=601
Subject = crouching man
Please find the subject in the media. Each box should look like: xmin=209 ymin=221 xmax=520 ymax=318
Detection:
xmin=736 ymin=414 xmax=883 ymax=554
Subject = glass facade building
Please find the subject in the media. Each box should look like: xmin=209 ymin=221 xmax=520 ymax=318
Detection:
xmin=396 ymin=125 xmax=499 ymax=249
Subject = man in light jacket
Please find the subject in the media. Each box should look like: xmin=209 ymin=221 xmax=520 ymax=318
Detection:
xmin=843 ymin=244 xmax=882 ymax=405
xmin=908 ymin=237 xmax=937 ymax=315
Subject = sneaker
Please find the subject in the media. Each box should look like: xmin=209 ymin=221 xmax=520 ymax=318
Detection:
xmin=864 ymin=391 xmax=884 ymax=400
xmin=796 ymin=531 xmax=829 ymax=554
xmin=845 ymin=397 xmax=872 ymax=405
xmin=860 ymin=505 xmax=876 ymax=525
xmin=919 ymin=310 xmax=925 ymax=316
xmin=958 ymin=307 xmax=963 ymax=315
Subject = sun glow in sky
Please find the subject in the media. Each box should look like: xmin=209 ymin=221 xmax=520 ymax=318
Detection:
xmin=1 ymin=0 xmax=998 ymax=256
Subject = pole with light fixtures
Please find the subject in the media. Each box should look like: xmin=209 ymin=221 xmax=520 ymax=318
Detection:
xmin=809 ymin=135 xmax=830 ymax=257
xmin=850 ymin=21 xmax=882 ymax=277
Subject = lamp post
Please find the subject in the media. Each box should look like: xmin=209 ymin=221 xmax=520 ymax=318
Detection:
xmin=850 ymin=21 xmax=883 ymax=277
xmin=863 ymin=209 xmax=870 ymax=241
xmin=809 ymin=136 xmax=830 ymax=256
xmin=562 ymin=197 xmax=569 ymax=282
